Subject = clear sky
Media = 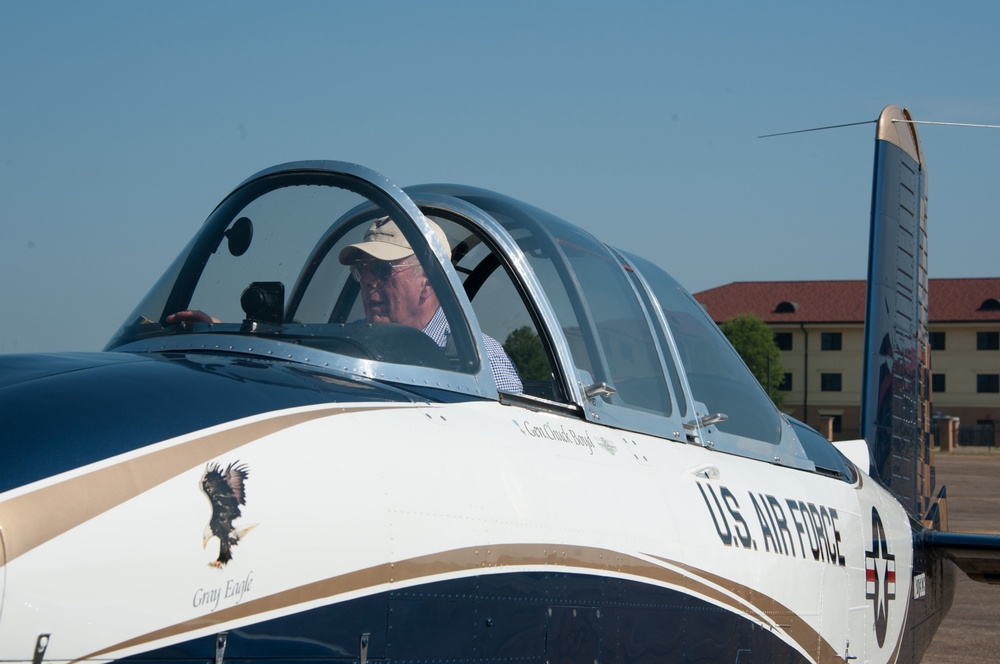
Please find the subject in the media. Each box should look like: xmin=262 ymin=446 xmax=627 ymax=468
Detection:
xmin=2 ymin=2 xmax=998 ymax=353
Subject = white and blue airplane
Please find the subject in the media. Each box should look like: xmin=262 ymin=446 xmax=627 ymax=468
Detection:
xmin=2 ymin=105 xmax=998 ymax=663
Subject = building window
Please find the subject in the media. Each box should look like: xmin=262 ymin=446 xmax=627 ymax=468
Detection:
xmin=977 ymin=375 xmax=1000 ymax=393
xmin=821 ymin=373 xmax=842 ymax=391
xmin=930 ymin=332 xmax=946 ymax=351
xmin=932 ymin=373 xmax=946 ymax=393
xmin=774 ymin=301 xmax=798 ymax=314
xmin=977 ymin=332 xmax=999 ymax=350
xmin=774 ymin=332 xmax=793 ymax=351
xmin=821 ymin=332 xmax=842 ymax=351
xmin=779 ymin=373 xmax=793 ymax=391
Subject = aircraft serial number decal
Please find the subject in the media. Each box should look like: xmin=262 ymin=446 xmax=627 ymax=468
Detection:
xmin=696 ymin=481 xmax=846 ymax=567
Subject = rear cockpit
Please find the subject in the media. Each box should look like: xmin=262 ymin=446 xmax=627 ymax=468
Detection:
xmin=107 ymin=161 xmax=852 ymax=479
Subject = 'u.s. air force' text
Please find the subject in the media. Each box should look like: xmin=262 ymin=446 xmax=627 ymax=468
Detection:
xmin=696 ymin=482 xmax=846 ymax=567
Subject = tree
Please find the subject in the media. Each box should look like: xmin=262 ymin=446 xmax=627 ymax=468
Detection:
xmin=503 ymin=326 xmax=552 ymax=381
xmin=720 ymin=313 xmax=785 ymax=407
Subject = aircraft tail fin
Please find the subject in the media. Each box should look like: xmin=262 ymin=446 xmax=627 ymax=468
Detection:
xmin=859 ymin=105 xmax=935 ymax=519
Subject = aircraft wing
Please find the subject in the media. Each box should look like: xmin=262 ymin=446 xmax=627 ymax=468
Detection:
xmin=923 ymin=530 xmax=1000 ymax=584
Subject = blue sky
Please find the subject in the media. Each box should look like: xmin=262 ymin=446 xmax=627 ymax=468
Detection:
xmin=2 ymin=2 xmax=999 ymax=353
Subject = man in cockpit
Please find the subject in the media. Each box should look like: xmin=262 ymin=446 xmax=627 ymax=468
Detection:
xmin=338 ymin=216 xmax=522 ymax=393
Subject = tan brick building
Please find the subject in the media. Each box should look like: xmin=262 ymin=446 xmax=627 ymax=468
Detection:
xmin=694 ymin=278 xmax=1000 ymax=445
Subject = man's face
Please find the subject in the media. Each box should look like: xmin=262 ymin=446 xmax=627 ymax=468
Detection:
xmin=355 ymin=256 xmax=430 ymax=328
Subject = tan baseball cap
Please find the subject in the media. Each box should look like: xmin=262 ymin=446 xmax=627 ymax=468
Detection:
xmin=338 ymin=216 xmax=452 ymax=264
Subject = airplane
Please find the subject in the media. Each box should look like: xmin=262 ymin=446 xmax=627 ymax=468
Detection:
xmin=2 ymin=104 xmax=999 ymax=664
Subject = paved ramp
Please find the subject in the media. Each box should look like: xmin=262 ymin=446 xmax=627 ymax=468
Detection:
xmin=921 ymin=452 xmax=1000 ymax=663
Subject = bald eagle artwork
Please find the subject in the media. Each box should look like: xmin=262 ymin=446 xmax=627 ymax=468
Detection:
xmin=200 ymin=461 xmax=256 ymax=568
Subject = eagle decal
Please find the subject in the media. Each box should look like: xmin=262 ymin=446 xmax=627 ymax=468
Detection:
xmin=200 ymin=461 xmax=257 ymax=568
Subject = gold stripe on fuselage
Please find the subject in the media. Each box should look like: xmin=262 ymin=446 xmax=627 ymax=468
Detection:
xmin=83 ymin=543 xmax=839 ymax=663
xmin=0 ymin=404 xmax=393 ymax=563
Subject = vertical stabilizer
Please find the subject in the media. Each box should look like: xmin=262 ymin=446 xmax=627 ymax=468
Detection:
xmin=860 ymin=105 xmax=934 ymax=518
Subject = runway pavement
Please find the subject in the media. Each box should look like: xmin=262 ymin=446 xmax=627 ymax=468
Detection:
xmin=918 ymin=451 xmax=1000 ymax=663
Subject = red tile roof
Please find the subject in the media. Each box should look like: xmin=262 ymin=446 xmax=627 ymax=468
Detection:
xmin=693 ymin=278 xmax=1000 ymax=324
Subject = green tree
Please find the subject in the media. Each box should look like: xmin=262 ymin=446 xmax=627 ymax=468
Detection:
xmin=503 ymin=325 xmax=552 ymax=381
xmin=720 ymin=313 xmax=785 ymax=408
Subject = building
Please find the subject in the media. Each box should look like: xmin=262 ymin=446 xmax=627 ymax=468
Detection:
xmin=694 ymin=278 xmax=1000 ymax=445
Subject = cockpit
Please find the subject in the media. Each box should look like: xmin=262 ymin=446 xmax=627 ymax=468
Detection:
xmin=107 ymin=161 xmax=854 ymax=480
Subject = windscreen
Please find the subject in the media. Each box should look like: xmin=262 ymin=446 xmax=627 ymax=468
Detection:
xmin=108 ymin=171 xmax=480 ymax=379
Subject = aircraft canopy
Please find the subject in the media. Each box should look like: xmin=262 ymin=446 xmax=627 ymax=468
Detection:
xmin=109 ymin=161 xmax=853 ymax=478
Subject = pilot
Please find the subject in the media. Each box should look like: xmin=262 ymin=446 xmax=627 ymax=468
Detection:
xmin=338 ymin=216 xmax=523 ymax=393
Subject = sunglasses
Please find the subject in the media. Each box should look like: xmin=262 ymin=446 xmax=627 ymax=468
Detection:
xmin=350 ymin=259 xmax=421 ymax=282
